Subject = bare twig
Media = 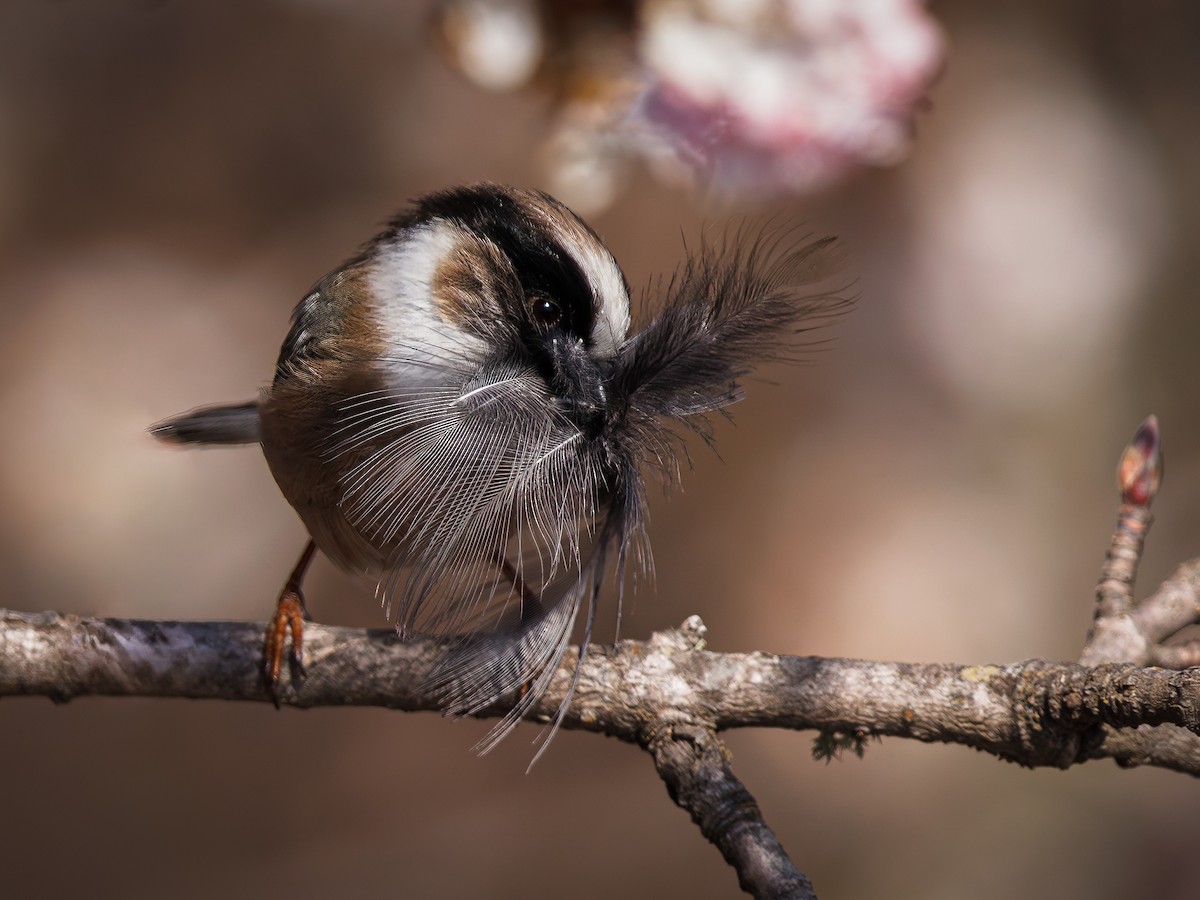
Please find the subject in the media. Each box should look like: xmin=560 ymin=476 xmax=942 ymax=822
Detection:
xmin=650 ymin=721 xmax=817 ymax=900
xmin=1137 ymin=560 xmax=1200 ymax=651
xmin=1152 ymin=640 xmax=1200 ymax=669
xmin=1079 ymin=417 xmax=1200 ymax=664
xmin=3 ymin=608 xmax=1199 ymax=773
xmin=1075 ymin=417 xmax=1200 ymax=778
xmin=1098 ymin=724 xmax=1200 ymax=775
xmin=1081 ymin=416 xmax=1160 ymax=666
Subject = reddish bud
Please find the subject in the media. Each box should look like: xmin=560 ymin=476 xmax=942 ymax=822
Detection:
xmin=1117 ymin=415 xmax=1162 ymax=507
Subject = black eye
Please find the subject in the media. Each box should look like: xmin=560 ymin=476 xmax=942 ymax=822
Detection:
xmin=531 ymin=296 xmax=563 ymax=329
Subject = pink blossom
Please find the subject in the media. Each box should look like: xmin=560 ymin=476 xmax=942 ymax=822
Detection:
xmin=635 ymin=0 xmax=944 ymax=194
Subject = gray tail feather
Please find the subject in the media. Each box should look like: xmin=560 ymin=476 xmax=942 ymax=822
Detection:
xmin=149 ymin=401 xmax=262 ymax=445
xmin=425 ymin=587 xmax=582 ymax=748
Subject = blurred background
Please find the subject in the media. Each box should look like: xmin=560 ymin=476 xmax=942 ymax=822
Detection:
xmin=1 ymin=1 xmax=1198 ymax=898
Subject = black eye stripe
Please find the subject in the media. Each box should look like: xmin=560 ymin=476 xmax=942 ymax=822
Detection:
xmin=412 ymin=185 xmax=598 ymax=343
xmin=500 ymin=235 xmax=590 ymax=336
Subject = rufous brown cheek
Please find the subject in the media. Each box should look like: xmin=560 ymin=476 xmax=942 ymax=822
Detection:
xmin=315 ymin=265 xmax=390 ymax=376
xmin=430 ymin=232 xmax=522 ymax=332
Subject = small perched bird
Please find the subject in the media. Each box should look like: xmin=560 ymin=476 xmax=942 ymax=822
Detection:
xmin=152 ymin=183 xmax=845 ymax=755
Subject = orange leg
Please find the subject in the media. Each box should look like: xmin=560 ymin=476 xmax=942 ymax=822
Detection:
xmin=263 ymin=539 xmax=317 ymax=706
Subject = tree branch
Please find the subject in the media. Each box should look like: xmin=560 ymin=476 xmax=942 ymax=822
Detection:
xmin=4 ymin=608 xmax=1198 ymax=774
xmin=1075 ymin=417 xmax=1200 ymax=775
xmin=649 ymin=721 xmax=817 ymax=900
xmin=6 ymin=420 xmax=1200 ymax=898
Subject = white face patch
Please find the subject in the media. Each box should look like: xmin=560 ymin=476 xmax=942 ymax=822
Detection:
xmin=365 ymin=192 xmax=631 ymax=392
xmin=560 ymin=236 xmax=630 ymax=359
xmin=365 ymin=220 xmax=491 ymax=388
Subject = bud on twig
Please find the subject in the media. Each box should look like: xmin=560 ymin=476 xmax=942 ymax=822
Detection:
xmin=1117 ymin=415 xmax=1162 ymax=507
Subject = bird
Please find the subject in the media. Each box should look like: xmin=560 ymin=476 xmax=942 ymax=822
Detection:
xmin=151 ymin=182 xmax=846 ymax=756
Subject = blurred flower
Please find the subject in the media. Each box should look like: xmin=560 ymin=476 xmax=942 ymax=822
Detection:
xmin=433 ymin=0 xmax=944 ymax=209
xmin=637 ymin=0 xmax=944 ymax=195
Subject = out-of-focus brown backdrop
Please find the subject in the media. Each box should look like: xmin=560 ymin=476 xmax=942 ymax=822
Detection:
xmin=2 ymin=3 xmax=1198 ymax=898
